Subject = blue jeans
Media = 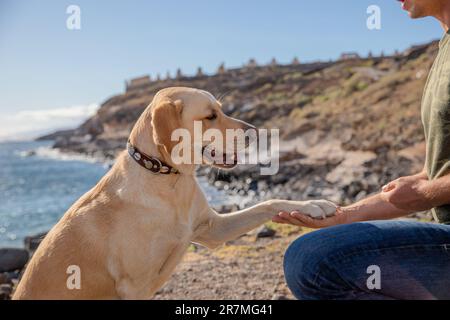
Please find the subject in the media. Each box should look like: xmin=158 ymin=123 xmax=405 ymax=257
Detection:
xmin=284 ymin=220 xmax=450 ymax=300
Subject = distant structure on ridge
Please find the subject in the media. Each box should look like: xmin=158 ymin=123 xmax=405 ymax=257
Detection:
xmin=217 ymin=63 xmax=226 ymax=75
xmin=176 ymin=68 xmax=183 ymax=79
xmin=246 ymin=58 xmax=258 ymax=68
xmin=196 ymin=67 xmax=204 ymax=77
xmin=125 ymin=75 xmax=151 ymax=92
xmin=270 ymin=58 xmax=277 ymax=67
xmin=340 ymin=52 xmax=361 ymax=60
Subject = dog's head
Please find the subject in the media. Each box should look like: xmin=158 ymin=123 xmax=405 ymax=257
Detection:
xmin=150 ymin=87 xmax=256 ymax=170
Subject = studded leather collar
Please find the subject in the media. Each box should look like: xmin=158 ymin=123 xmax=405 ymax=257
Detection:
xmin=127 ymin=141 xmax=180 ymax=175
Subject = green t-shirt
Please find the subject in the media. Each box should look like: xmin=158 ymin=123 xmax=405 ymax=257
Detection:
xmin=422 ymin=30 xmax=450 ymax=224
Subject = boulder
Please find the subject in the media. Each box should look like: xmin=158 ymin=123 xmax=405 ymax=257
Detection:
xmin=0 ymin=284 xmax=12 ymax=300
xmin=24 ymin=232 xmax=47 ymax=253
xmin=0 ymin=273 xmax=8 ymax=285
xmin=271 ymin=294 xmax=290 ymax=300
xmin=256 ymin=226 xmax=276 ymax=238
xmin=0 ymin=271 xmax=19 ymax=285
xmin=0 ymin=248 xmax=29 ymax=272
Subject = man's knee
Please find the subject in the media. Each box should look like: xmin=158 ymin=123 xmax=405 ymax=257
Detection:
xmin=283 ymin=223 xmax=374 ymax=299
xmin=283 ymin=230 xmax=335 ymax=299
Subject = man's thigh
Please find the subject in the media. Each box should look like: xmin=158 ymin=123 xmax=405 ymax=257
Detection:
xmin=284 ymin=220 xmax=450 ymax=299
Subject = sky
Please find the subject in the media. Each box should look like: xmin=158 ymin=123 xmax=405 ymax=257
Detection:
xmin=0 ymin=0 xmax=445 ymax=140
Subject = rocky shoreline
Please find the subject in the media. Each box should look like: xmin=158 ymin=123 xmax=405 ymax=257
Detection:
xmin=0 ymin=233 xmax=46 ymax=299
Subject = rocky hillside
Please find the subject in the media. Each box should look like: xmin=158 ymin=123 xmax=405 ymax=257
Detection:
xmin=44 ymin=40 xmax=439 ymax=210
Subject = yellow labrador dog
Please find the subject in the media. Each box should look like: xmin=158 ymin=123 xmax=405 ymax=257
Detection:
xmin=13 ymin=87 xmax=336 ymax=299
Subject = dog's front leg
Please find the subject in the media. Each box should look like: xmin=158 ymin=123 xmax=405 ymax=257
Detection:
xmin=192 ymin=199 xmax=337 ymax=249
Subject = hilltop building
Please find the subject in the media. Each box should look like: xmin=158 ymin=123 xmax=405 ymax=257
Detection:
xmin=340 ymin=52 xmax=360 ymax=60
xmin=125 ymin=75 xmax=151 ymax=92
xmin=270 ymin=58 xmax=277 ymax=67
xmin=217 ymin=63 xmax=226 ymax=75
xmin=196 ymin=67 xmax=204 ymax=77
xmin=176 ymin=68 xmax=183 ymax=79
xmin=246 ymin=58 xmax=258 ymax=68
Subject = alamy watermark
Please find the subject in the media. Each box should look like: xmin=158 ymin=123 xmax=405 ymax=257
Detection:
xmin=168 ymin=121 xmax=279 ymax=175
xmin=66 ymin=5 xmax=81 ymax=30
xmin=367 ymin=5 xmax=381 ymax=30
xmin=66 ymin=265 xmax=81 ymax=290
xmin=366 ymin=265 xmax=381 ymax=290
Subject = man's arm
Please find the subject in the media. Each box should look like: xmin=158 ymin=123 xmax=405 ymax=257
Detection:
xmin=273 ymin=191 xmax=409 ymax=229
xmin=428 ymin=174 xmax=450 ymax=206
xmin=384 ymin=170 xmax=450 ymax=212
xmin=341 ymin=192 xmax=410 ymax=222
xmin=273 ymin=168 xmax=450 ymax=229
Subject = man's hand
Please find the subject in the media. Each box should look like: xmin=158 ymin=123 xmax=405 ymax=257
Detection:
xmin=381 ymin=175 xmax=434 ymax=212
xmin=273 ymin=206 xmax=348 ymax=229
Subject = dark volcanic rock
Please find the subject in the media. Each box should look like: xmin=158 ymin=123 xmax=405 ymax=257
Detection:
xmin=256 ymin=226 xmax=276 ymax=238
xmin=24 ymin=232 xmax=47 ymax=254
xmin=0 ymin=284 xmax=12 ymax=300
xmin=0 ymin=248 xmax=29 ymax=272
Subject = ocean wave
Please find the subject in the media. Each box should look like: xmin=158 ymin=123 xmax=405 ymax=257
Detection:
xmin=18 ymin=146 xmax=113 ymax=167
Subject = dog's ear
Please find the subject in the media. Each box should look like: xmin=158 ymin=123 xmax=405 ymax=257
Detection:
xmin=152 ymin=99 xmax=183 ymax=155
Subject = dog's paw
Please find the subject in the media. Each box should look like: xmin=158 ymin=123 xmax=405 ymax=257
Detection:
xmin=293 ymin=200 xmax=338 ymax=220
xmin=270 ymin=199 xmax=338 ymax=220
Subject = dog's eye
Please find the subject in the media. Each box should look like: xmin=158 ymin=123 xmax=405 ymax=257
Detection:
xmin=205 ymin=113 xmax=217 ymax=121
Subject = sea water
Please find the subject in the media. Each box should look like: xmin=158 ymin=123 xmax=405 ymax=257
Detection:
xmin=0 ymin=141 xmax=229 ymax=248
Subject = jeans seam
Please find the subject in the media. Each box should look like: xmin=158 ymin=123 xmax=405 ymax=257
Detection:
xmin=311 ymin=256 xmax=356 ymax=293
xmin=310 ymin=258 xmax=370 ymax=299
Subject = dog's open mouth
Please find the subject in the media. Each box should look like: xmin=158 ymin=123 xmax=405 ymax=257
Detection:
xmin=202 ymin=146 xmax=238 ymax=169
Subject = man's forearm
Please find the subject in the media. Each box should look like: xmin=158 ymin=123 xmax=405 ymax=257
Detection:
xmin=341 ymin=169 xmax=434 ymax=223
xmin=341 ymin=192 xmax=410 ymax=223
xmin=423 ymin=174 xmax=450 ymax=207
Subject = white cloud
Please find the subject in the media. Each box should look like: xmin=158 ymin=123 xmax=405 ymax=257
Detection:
xmin=0 ymin=104 xmax=99 ymax=141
